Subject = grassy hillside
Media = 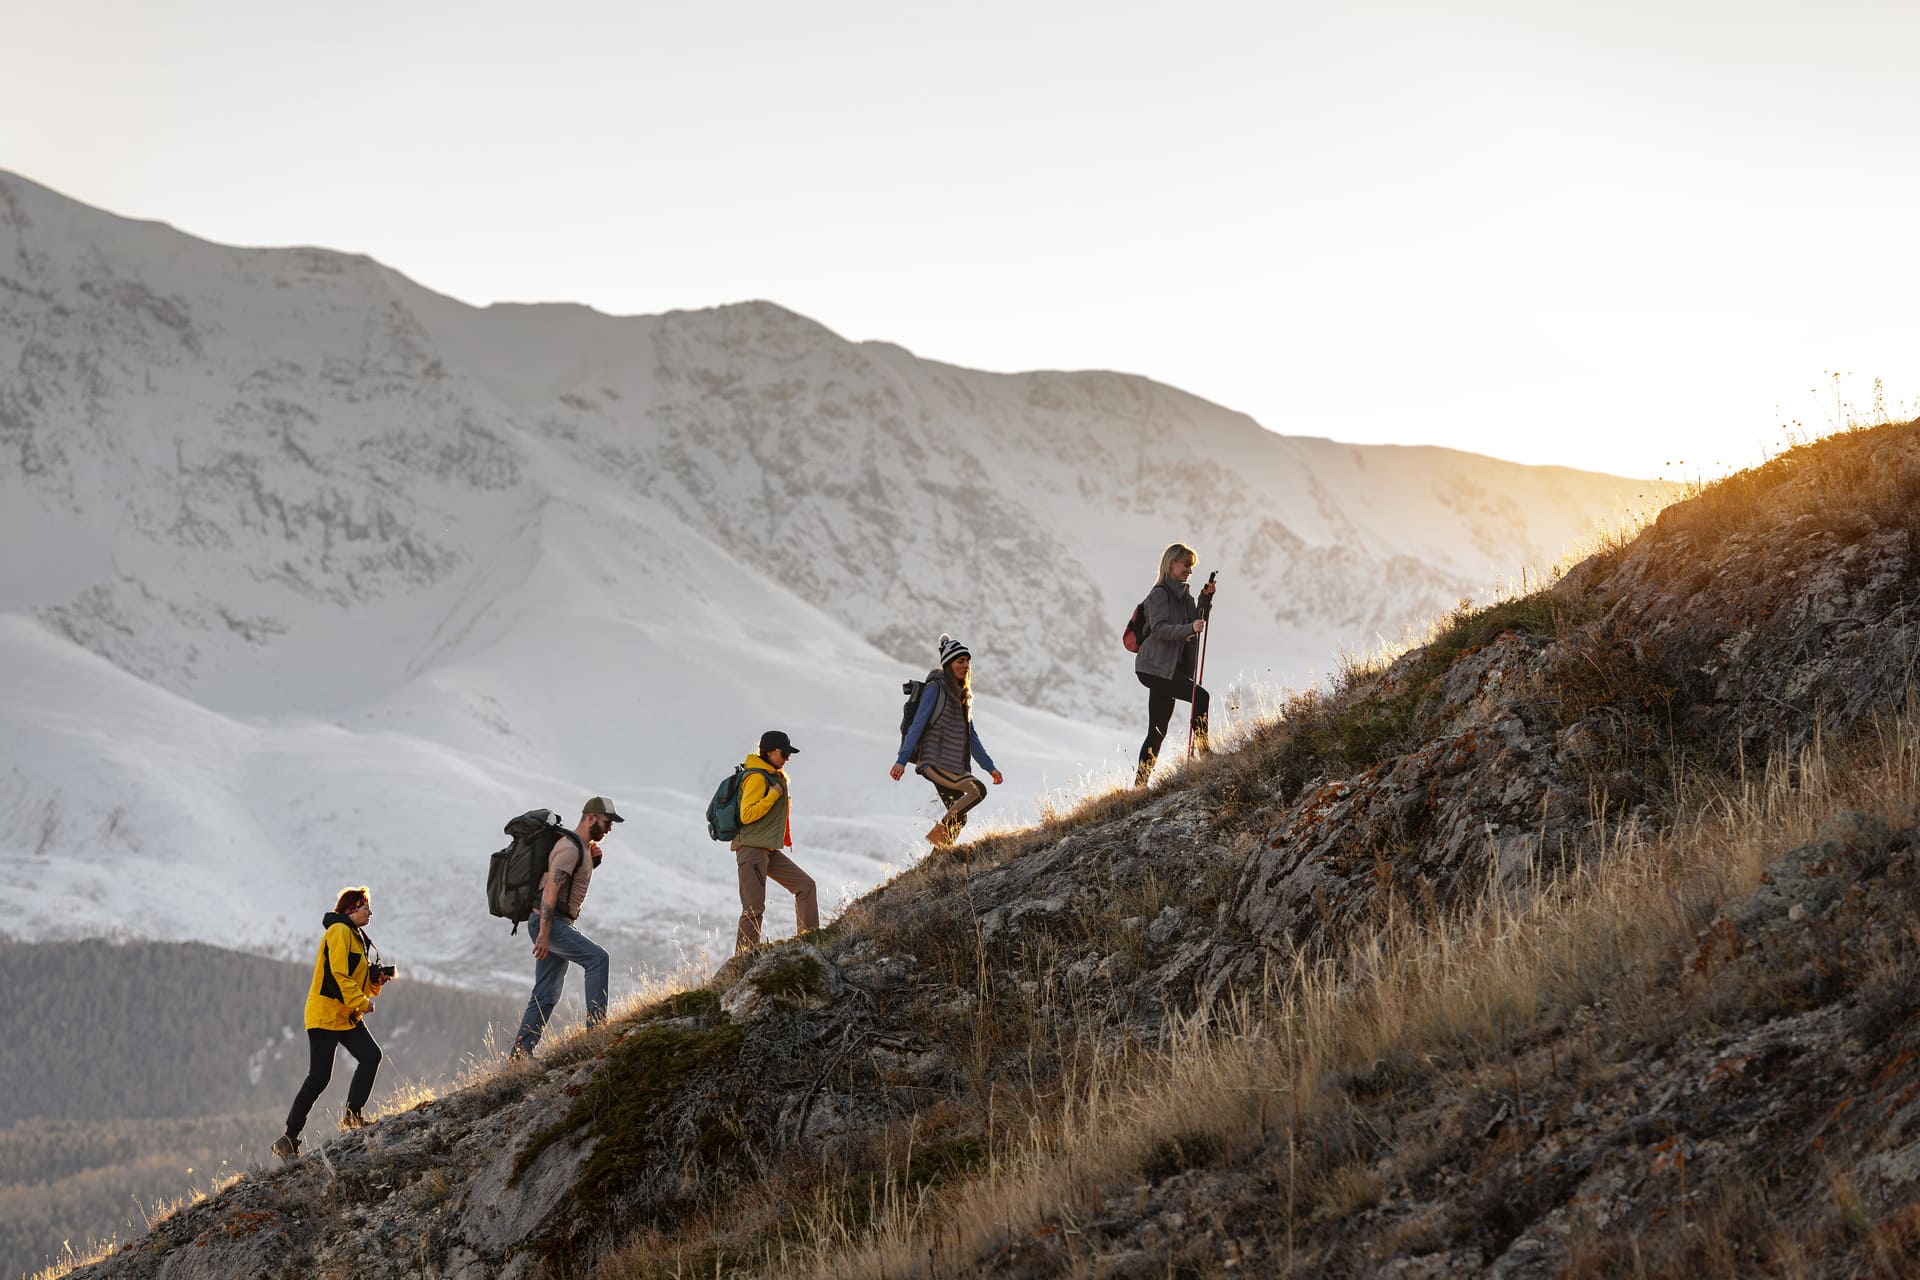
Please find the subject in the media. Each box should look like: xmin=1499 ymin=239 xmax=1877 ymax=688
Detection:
xmin=48 ymin=417 xmax=1920 ymax=1280
xmin=1 ymin=938 xmax=519 ymax=1280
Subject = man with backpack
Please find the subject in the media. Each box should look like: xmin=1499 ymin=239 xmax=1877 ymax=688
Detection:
xmin=731 ymin=730 xmax=818 ymax=956
xmin=509 ymin=796 xmax=621 ymax=1058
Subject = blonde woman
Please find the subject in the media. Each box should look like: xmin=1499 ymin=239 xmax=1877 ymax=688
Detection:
xmin=891 ymin=634 xmax=1003 ymax=846
xmin=1133 ymin=543 xmax=1215 ymax=786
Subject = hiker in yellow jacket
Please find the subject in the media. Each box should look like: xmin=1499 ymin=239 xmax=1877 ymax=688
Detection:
xmin=732 ymin=730 xmax=819 ymax=955
xmin=273 ymin=886 xmax=393 ymax=1161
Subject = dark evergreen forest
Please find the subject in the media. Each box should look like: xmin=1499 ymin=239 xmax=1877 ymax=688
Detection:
xmin=0 ymin=938 xmax=520 ymax=1279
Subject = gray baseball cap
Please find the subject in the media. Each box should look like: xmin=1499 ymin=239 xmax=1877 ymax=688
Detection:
xmin=583 ymin=796 xmax=625 ymax=823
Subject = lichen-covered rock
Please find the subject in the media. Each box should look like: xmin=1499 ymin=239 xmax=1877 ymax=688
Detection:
xmin=1693 ymin=811 xmax=1901 ymax=965
xmin=719 ymin=943 xmax=843 ymax=1020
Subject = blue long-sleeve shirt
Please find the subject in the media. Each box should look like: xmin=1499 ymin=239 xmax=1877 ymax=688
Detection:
xmin=896 ymin=684 xmax=998 ymax=773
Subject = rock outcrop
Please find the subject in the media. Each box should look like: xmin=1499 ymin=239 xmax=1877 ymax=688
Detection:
xmin=1215 ymin=422 xmax=1920 ymax=990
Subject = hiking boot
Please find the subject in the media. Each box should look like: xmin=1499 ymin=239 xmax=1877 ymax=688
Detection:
xmin=1134 ymin=760 xmax=1154 ymax=789
xmin=925 ymin=822 xmax=954 ymax=847
xmin=339 ymin=1107 xmax=370 ymax=1131
xmin=271 ymin=1134 xmax=301 ymax=1163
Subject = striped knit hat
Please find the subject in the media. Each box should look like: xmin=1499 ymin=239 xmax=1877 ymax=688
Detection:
xmin=938 ymin=633 xmax=971 ymax=666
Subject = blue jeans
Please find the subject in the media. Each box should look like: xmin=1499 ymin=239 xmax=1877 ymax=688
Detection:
xmin=511 ymin=914 xmax=609 ymax=1056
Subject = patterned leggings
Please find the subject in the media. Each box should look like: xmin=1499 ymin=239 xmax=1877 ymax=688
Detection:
xmin=918 ymin=762 xmax=989 ymax=838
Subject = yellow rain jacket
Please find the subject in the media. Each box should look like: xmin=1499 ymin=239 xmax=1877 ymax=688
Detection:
xmin=303 ymin=913 xmax=386 ymax=1031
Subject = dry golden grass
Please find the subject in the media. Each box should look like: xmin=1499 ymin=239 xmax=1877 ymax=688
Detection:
xmin=138 ymin=1168 xmax=245 ymax=1229
xmin=1557 ymin=1173 xmax=1809 ymax=1279
xmin=1652 ymin=419 xmax=1920 ymax=552
xmin=25 ymin=1239 xmax=119 ymax=1280
xmin=756 ymin=706 xmax=1920 ymax=1279
xmin=25 ymin=1163 xmax=250 ymax=1280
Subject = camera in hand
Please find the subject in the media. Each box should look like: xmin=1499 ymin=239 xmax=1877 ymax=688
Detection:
xmin=371 ymin=963 xmax=397 ymax=981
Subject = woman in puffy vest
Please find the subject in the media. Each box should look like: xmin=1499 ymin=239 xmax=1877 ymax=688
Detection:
xmin=272 ymin=885 xmax=392 ymax=1161
xmin=891 ymin=634 xmax=1004 ymax=846
xmin=1134 ymin=542 xmax=1215 ymax=787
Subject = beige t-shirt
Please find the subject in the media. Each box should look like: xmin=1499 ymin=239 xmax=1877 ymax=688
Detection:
xmin=549 ymin=836 xmax=594 ymax=921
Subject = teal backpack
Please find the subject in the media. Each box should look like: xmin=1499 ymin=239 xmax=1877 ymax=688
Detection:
xmin=706 ymin=766 xmax=779 ymax=841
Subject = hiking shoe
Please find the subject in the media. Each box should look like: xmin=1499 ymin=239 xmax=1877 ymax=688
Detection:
xmin=271 ymin=1134 xmax=300 ymax=1162
xmin=339 ymin=1108 xmax=370 ymax=1131
xmin=925 ymin=822 xmax=955 ymax=847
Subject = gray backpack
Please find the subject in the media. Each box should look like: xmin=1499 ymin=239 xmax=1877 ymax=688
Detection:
xmin=486 ymin=810 xmax=584 ymax=932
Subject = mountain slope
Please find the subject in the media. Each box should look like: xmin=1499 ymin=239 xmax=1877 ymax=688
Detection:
xmin=0 ymin=169 xmax=1658 ymax=987
xmin=54 ymin=421 xmax=1920 ymax=1279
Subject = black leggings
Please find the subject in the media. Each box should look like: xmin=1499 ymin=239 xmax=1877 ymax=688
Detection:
xmin=285 ymin=1024 xmax=382 ymax=1138
xmin=1138 ymin=672 xmax=1210 ymax=769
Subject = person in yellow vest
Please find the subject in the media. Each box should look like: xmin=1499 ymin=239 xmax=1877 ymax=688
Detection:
xmin=272 ymin=886 xmax=393 ymax=1161
xmin=732 ymin=730 xmax=818 ymax=955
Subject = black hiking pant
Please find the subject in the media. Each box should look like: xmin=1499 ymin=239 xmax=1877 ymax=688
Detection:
xmin=285 ymin=1024 xmax=382 ymax=1138
xmin=1137 ymin=672 xmax=1210 ymax=782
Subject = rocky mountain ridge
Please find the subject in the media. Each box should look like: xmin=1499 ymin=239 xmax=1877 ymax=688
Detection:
xmin=0 ymin=167 xmax=1658 ymax=985
xmin=56 ymin=423 xmax=1920 ymax=1277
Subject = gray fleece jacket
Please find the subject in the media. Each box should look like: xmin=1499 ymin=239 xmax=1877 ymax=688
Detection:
xmin=1133 ymin=579 xmax=1201 ymax=681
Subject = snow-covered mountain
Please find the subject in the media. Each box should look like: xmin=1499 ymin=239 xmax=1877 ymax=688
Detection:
xmin=0 ymin=170 xmax=1653 ymax=991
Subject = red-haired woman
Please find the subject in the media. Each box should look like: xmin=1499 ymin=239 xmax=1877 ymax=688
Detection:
xmin=272 ymin=886 xmax=394 ymax=1161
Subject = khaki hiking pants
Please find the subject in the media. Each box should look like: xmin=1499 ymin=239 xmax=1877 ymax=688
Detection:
xmin=918 ymin=763 xmax=989 ymax=842
xmin=735 ymin=845 xmax=819 ymax=954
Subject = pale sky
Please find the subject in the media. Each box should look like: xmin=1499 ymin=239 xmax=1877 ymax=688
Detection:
xmin=4 ymin=0 xmax=1916 ymax=479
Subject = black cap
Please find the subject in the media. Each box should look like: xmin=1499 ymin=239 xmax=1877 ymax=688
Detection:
xmin=758 ymin=730 xmax=799 ymax=757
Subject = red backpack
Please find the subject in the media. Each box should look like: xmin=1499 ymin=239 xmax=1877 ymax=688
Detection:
xmin=1121 ymin=596 xmax=1150 ymax=653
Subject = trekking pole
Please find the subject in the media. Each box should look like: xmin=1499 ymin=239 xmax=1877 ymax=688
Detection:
xmin=1187 ymin=572 xmax=1217 ymax=757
